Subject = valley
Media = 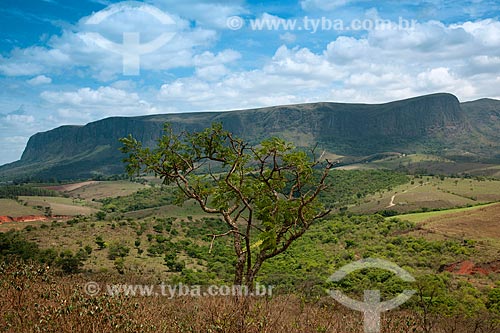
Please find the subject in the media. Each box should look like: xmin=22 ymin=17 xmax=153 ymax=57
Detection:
xmin=1 ymin=95 xmax=499 ymax=332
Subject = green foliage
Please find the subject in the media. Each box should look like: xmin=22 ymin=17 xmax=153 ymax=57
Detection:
xmin=95 ymin=210 xmax=106 ymax=220
xmin=257 ymin=215 xmax=470 ymax=295
xmin=164 ymin=253 xmax=185 ymax=272
xmin=100 ymin=187 xmax=176 ymax=212
xmin=0 ymin=185 xmax=61 ymax=199
xmin=120 ymin=122 xmax=333 ymax=286
xmin=95 ymin=235 xmax=106 ymax=250
xmin=55 ymin=250 xmax=85 ymax=274
xmin=487 ymin=285 xmax=500 ymax=314
xmin=84 ymin=245 xmax=92 ymax=255
xmin=0 ymin=231 xmax=42 ymax=262
xmin=114 ymin=257 xmax=125 ymax=274
xmin=0 ymin=231 xmax=85 ymax=274
xmin=107 ymin=241 xmax=130 ymax=260
xmin=321 ymin=170 xmax=409 ymax=207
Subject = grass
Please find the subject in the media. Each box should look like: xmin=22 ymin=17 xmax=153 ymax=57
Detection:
xmin=351 ymin=176 xmax=500 ymax=214
xmin=18 ymin=196 xmax=99 ymax=216
xmin=388 ymin=202 xmax=499 ymax=223
xmin=419 ymin=203 xmax=500 ymax=240
xmin=437 ymin=177 xmax=500 ymax=201
xmin=2 ymin=172 xmax=500 ymax=333
xmin=66 ymin=181 xmax=147 ymax=200
xmin=0 ymin=199 xmax=42 ymax=217
xmin=44 ymin=181 xmax=99 ymax=192
xmin=372 ymin=153 xmax=454 ymax=168
xmin=0 ymin=263 xmax=430 ymax=333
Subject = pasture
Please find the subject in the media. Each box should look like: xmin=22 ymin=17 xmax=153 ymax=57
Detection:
xmin=0 ymin=198 xmax=42 ymax=217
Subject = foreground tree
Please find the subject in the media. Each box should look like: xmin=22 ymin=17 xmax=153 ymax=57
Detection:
xmin=120 ymin=123 xmax=333 ymax=288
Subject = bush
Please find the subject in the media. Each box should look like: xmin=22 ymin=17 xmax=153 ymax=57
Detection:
xmin=55 ymin=250 xmax=85 ymax=274
xmin=107 ymin=242 xmax=130 ymax=260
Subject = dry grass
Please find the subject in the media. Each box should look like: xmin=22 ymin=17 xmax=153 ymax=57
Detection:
xmin=420 ymin=203 xmax=500 ymax=240
xmin=1 ymin=262 xmax=498 ymax=333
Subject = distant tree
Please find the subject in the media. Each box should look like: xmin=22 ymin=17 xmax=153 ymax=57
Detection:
xmin=95 ymin=211 xmax=106 ymax=221
xmin=107 ymin=241 xmax=130 ymax=260
xmin=114 ymin=257 xmax=125 ymax=274
xmin=44 ymin=206 xmax=52 ymax=217
xmin=95 ymin=235 xmax=106 ymax=250
xmin=55 ymin=250 xmax=85 ymax=274
xmin=121 ymin=123 xmax=333 ymax=289
xmin=84 ymin=245 xmax=93 ymax=256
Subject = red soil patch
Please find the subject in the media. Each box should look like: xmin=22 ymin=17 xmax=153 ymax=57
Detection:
xmin=13 ymin=215 xmax=49 ymax=222
xmin=0 ymin=215 xmax=49 ymax=224
xmin=0 ymin=216 xmax=14 ymax=223
xmin=442 ymin=260 xmax=500 ymax=275
xmin=0 ymin=215 xmax=71 ymax=225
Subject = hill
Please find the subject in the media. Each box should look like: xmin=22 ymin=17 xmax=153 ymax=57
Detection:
xmin=1 ymin=93 xmax=498 ymax=181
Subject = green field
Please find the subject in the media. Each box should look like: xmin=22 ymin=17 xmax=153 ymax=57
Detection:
xmin=2 ymin=172 xmax=500 ymax=332
xmin=3 ymin=175 xmax=498 ymax=281
xmin=0 ymin=199 xmax=43 ymax=217
xmin=18 ymin=196 xmax=99 ymax=216
xmin=388 ymin=202 xmax=498 ymax=223
xmin=67 ymin=181 xmax=148 ymax=200
xmin=351 ymin=176 xmax=500 ymax=214
xmin=335 ymin=153 xmax=500 ymax=179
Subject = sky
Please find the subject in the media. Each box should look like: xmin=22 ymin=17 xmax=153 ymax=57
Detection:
xmin=1 ymin=0 xmax=500 ymax=165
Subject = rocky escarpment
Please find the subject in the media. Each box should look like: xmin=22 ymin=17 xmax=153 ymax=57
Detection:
xmin=0 ymin=93 xmax=489 ymax=181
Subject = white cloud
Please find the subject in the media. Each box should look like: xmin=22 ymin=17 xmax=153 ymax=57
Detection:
xmin=300 ymin=0 xmax=353 ymax=11
xmin=0 ymin=2 xmax=225 ymax=80
xmin=158 ymin=18 xmax=500 ymax=108
xmin=279 ymin=32 xmax=297 ymax=44
xmin=4 ymin=114 xmax=35 ymax=124
xmin=158 ymin=46 xmax=340 ymax=109
xmin=192 ymin=50 xmax=241 ymax=80
xmin=40 ymin=86 xmax=159 ymax=123
xmin=27 ymin=75 xmax=52 ymax=86
xmin=41 ymin=87 xmax=140 ymax=106
xmin=193 ymin=50 xmax=241 ymax=67
xmin=0 ymin=136 xmax=30 ymax=165
xmin=151 ymin=0 xmax=247 ymax=28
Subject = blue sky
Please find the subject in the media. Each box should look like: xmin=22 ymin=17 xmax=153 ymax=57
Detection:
xmin=1 ymin=0 xmax=500 ymax=165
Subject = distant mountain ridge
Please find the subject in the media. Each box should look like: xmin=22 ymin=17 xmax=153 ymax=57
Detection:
xmin=1 ymin=93 xmax=499 ymax=180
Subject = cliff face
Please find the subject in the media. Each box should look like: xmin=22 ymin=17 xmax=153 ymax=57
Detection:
xmin=0 ymin=93 xmax=485 ymax=181
xmin=21 ymin=118 xmax=164 ymax=162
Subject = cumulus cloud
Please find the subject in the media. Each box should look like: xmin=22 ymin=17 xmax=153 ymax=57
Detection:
xmin=0 ymin=2 xmax=232 ymax=80
xmin=158 ymin=46 xmax=339 ymax=109
xmin=151 ymin=0 xmax=247 ymax=28
xmin=279 ymin=32 xmax=297 ymax=44
xmin=158 ymin=18 xmax=500 ymax=108
xmin=301 ymin=0 xmax=354 ymax=11
xmin=3 ymin=5 xmax=500 ymax=166
xmin=0 ymin=108 xmax=43 ymax=164
xmin=27 ymin=75 xmax=52 ymax=86
xmin=4 ymin=114 xmax=35 ymax=124
xmin=40 ymin=86 xmax=159 ymax=123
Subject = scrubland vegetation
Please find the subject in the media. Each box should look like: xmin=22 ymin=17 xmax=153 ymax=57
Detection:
xmin=1 ymin=145 xmax=500 ymax=332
